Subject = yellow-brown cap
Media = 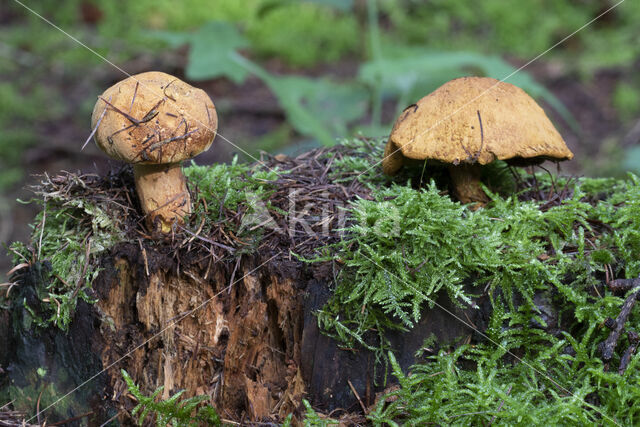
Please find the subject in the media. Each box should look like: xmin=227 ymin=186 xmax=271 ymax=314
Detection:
xmin=382 ymin=77 xmax=573 ymax=175
xmin=91 ymin=71 xmax=217 ymax=165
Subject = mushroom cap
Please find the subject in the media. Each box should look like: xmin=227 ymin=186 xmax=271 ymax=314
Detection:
xmin=91 ymin=71 xmax=217 ymax=164
xmin=382 ymin=77 xmax=573 ymax=174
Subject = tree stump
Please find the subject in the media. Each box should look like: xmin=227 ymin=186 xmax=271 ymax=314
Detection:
xmin=1 ymin=147 xmax=488 ymax=425
xmin=3 ymin=245 xmax=485 ymax=425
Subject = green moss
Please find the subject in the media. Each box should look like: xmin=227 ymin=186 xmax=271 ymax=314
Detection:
xmin=9 ymin=192 xmax=123 ymax=330
xmin=311 ymin=148 xmax=640 ymax=424
xmin=367 ymin=345 xmax=640 ymax=426
xmin=3 ymin=366 xmax=83 ymax=421
xmin=318 ymin=171 xmax=640 ymax=344
xmin=184 ymin=157 xmax=281 ymax=249
xmin=122 ymin=370 xmax=221 ymax=426
xmin=184 ymin=157 xmax=280 ymax=220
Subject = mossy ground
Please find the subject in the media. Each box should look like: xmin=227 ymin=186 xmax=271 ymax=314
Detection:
xmin=313 ymin=142 xmax=640 ymax=425
xmin=4 ymin=139 xmax=640 ymax=425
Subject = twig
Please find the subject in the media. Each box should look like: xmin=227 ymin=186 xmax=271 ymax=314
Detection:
xmin=128 ymin=82 xmax=139 ymax=114
xmin=162 ymin=79 xmax=179 ymax=100
xmin=98 ymin=412 xmax=120 ymax=427
xmin=607 ymin=277 xmax=640 ymax=294
xmin=537 ymin=164 xmax=557 ymax=201
xmin=135 ymin=129 xmax=199 ymax=161
xmin=37 ymin=202 xmax=47 ymax=260
xmin=205 ymin=101 xmax=214 ymax=127
xmin=488 ymin=384 xmax=512 ymax=425
xmin=48 ymin=411 xmax=93 ymax=426
xmin=6 ymin=263 xmax=29 ymax=277
xmin=0 ymin=283 xmax=17 ymax=298
xmin=604 ymin=317 xmax=616 ymax=330
xmin=36 ymin=389 xmax=43 ymax=426
xmin=228 ymin=256 xmax=241 ymax=295
xmin=473 ymin=110 xmax=484 ymax=162
xmin=98 ymin=96 xmax=163 ymax=126
xmin=177 ymin=225 xmax=236 ymax=253
xmin=600 ymin=285 xmax=640 ymax=362
xmin=532 ymin=171 xmax=541 ymax=200
xmin=619 ymin=331 xmax=639 ymax=375
xmin=138 ymin=239 xmax=150 ymax=277
xmin=82 ymin=99 xmax=108 ymax=150
xmin=347 ymin=379 xmax=367 ymax=415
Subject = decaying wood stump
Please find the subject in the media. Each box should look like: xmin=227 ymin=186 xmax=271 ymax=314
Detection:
xmin=90 ymin=244 xmax=485 ymax=423
xmin=2 ymin=247 xmax=484 ymax=424
xmin=96 ymin=245 xmax=309 ymax=421
xmin=2 ymin=147 xmax=488 ymax=424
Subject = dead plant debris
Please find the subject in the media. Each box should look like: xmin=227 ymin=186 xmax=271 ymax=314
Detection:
xmin=27 ymin=144 xmax=379 ymax=275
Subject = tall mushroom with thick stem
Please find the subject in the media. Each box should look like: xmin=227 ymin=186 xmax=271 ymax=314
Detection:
xmin=91 ymin=71 xmax=217 ymax=233
xmin=382 ymin=77 xmax=573 ymax=207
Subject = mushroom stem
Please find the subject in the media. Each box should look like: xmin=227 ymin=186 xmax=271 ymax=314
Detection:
xmin=447 ymin=163 xmax=489 ymax=207
xmin=382 ymin=139 xmax=404 ymax=175
xmin=133 ymin=163 xmax=191 ymax=233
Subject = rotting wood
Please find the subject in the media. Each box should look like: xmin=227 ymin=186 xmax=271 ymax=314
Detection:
xmin=92 ymin=245 xmax=485 ymax=423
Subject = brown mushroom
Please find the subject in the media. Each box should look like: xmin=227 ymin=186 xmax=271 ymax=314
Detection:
xmin=91 ymin=71 xmax=217 ymax=233
xmin=382 ymin=76 xmax=573 ymax=206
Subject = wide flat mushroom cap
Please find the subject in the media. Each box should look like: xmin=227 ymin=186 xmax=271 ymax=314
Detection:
xmin=384 ymin=77 xmax=573 ymax=170
xmin=91 ymin=71 xmax=217 ymax=164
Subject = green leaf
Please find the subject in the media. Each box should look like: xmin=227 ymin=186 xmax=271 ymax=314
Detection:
xmin=150 ymin=21 xmax=249 ymax=83
xmin=235 ymin=55 xmax=369 ymax=145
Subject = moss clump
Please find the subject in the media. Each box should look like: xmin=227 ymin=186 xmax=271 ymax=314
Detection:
xmin=122 ymin=370 xmax=221 ymax=426
xmin=313 ymin=158 xmax=640 ymax=424
xmin=368 ymin=344 xmax=640 ymax=426
xmin=184 ymin=157 xmax=281 ymax=242
xmin=319 ymin=172 xmax=640 ymax=340
xmin=9 ymin=175 xmax=124 ymax=330
xmin=328 ymin=137 xmax=389 ymax=186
